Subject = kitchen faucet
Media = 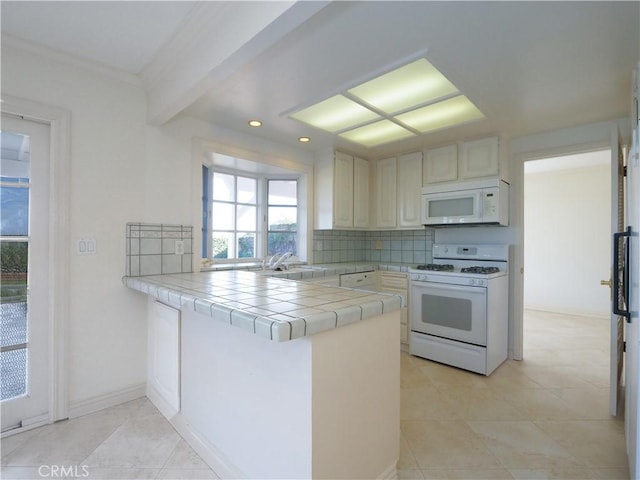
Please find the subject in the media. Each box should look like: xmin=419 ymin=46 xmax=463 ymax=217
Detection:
xmin=268 ymin=252 xmax=293 ymax=270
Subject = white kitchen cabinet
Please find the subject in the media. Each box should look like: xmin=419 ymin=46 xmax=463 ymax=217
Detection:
xmin=315 ymin=151 xmax=369 ymax=229
xmin=353 ymin=156 xmax=370 ymax=228
xmin=379 ymin=271 xmax=409 ymax=346
xmin=423 ymin=144 xmax=458 ymax=184
xmin=397 ymin=152 xmax=423 ymax=228
xmin=423 ymin=136 xmax=500 ymax=184
xmin=147 ymin=298 xmax=180 ymax=418
xmin=374 ymin=157 xmax=397 ymax=228
xmin=333 ymin=151 xmax=354 ymax=228
xmin=374 ymin=153 xmax=422 ymax=229
xmin=460 ymin=136 xmax=499 ymax=179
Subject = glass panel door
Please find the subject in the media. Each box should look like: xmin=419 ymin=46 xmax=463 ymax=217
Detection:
xmin=1 ymin=115 xmax=50 ymax=433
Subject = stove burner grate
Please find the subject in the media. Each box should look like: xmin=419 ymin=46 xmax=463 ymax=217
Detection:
xmin=416 ymin=264 xmax=454 ymax=271
xmin=460 ymin=266 xmax=500 ymax=274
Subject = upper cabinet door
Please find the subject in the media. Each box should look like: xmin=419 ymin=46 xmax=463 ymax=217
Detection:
xmin=397 ymin=152 xmax=423 ymax=228
xmin=375 ymin=157 xmax=397 ymax=228
xmin=460 ymin=136 xmax=499 ymax=179
xmin=353 ymin=156 xmax=370 ymax=228
xmin=424 ymin=144 xmax=457 ymax=184
xmin=333 ymin=151 xmax=354 ymax=228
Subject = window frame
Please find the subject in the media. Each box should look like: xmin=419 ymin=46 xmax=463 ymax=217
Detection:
xmin=203 ymin=167 xmax=300 ymax=264
xmin=266 ymin=179 xmax=299 ymax=257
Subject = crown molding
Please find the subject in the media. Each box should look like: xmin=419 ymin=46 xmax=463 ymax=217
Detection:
xmin=1 ymin=34 xmax=142 ymax=87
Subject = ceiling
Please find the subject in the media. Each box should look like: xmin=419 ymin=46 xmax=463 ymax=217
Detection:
xmin=1 ymin=1 xmax=638 ymax=159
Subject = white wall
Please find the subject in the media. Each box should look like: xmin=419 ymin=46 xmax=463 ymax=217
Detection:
xmin=524 ymin=160 xmax=611 ymax=317
xmin=1 ymin=42 xmax=314 ymax=411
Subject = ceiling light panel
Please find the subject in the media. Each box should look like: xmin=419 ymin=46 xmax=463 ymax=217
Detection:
xmin=395 ymin=95 xmax=485 ymax=133
xmin=338 ymin=120 xmax=415 ymax=148
xmin=347 ymin=59 xmax=459 ymax=114
xmin=289 ymin=95 xmax=380 ymax=133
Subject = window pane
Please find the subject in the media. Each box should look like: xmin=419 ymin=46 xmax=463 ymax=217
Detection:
xmin=0 ymin=186 xmax=29 ymax=236
xmin=212 ymin=172 xmax=234 ymax=201
xmin=212 ymin=202 xmax=234 ymax=230
xmin=268 ymin=206 xmax=297 ymax=231
xmin=1 ymin=348 xmax=27 ymax=400
xmin=268 ymin=232 xmax=297 ymax=256
xmin=237 ymin=177 xmax=256 ymax=204
xmin=212 ymin=232 xmax=233 ymax=259
xmin=268 ymin=180 xmax=297 ymax=205
xmin=237 ymin=205 xmax=256 ymax=231
xmin=238 ymin=233 xmax=255 ymax=258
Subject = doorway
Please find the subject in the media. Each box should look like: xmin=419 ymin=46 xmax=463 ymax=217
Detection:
xmin=522 ymin=149 xmax=612 ymax=386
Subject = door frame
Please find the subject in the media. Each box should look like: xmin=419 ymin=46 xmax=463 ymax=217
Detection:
xmin=1 ymin=94 xmax=71 ymax=425
xmin=511 ymin=120 xmax=625 ymax=361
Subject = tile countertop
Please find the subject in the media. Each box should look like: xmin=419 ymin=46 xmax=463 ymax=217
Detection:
xmin=122 ymin=270 xmax=403 ymax=342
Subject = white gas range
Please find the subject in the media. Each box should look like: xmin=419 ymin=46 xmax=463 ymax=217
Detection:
xmin=408 ymin=244 xmax=509 ymax=375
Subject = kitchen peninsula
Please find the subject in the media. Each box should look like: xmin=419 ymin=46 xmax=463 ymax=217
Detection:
xmin=123 ymin=270 xmax=402 ymax=479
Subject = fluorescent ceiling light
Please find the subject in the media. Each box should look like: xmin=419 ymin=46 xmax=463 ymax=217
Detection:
xmin=287 ymin=57 xmax=486 ymax=147
xmin=396 ymin=95 xmax=484 ymax=133
xmin=289 ymin=95 xmax=380 ymax=133
xmin=338 ymin=120 xmax=415 ymax=148
xmin=347 ymin=59 xmax=458 ymax=114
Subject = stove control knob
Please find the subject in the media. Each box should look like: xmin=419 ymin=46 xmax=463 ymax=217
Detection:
xmin=469 ymin=279 xmax=476 ymax=285
xmin=478 ymin=279 xmax=485 ymax=286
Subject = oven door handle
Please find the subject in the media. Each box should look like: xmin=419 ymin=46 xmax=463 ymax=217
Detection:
xmin=414 ymin=283 xmax=485 ymax=295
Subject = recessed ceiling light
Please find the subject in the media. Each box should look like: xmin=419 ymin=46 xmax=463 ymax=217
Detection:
xmin=248 ymin=120 xmax=263 ymax=127
xmin=298 ymin=136 xmax=311 ymax=143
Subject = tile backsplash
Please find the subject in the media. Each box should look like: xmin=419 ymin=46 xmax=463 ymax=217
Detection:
xmin=313 ymin=229 xmax=433 ymax=265
xmin=126 ymin=223 xmax=193 ymax=276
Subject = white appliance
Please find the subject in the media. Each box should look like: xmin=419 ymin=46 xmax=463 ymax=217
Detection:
xmin=421 ymin=178 xmax=509 ymax=226
xmin=409 ymin=244 xmax=509 ymax=375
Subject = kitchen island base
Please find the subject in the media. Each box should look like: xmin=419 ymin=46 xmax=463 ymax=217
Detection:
xmin=149 ymin=307 xmax=400 ymax=479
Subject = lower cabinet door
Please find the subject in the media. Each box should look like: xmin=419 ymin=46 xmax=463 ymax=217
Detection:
xmin=148 ymin=299 xmax=181 ymax=416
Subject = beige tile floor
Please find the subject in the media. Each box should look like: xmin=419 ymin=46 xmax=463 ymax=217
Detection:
xmin=399 ymin=309 xmax=629 ymax=480
xmin=1 ymin=309 xmax=629 ymax=480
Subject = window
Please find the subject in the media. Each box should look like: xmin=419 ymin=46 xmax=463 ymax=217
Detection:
xmin=267 ymin=180 xmax=297 ymax=256
xmin=209 ymin=172 xmax=257 ymax=260
xmin=203 ymin=169 xmax=299 ymax=262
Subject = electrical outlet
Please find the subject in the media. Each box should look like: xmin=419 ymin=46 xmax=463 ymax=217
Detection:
xmin=77 ymin=239 xmax=96 ymax=255
xmin=175 ymin=240 xmax=185 ymax=255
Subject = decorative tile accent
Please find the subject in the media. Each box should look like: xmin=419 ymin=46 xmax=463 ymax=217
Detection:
xmin=126 ymin=223 xmax=193 ymax=277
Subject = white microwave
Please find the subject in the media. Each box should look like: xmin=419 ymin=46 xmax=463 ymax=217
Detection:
xmin=421 ymin=178 xmax=509 ymax=226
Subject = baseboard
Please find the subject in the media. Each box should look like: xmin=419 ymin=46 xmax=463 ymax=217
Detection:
xmin=378 ymin=461 xmax=398 ymax=480
xmin=146 ymin=384 xmax=179 ymax=420
xmin=68 ymin=383 xmax=146 ymax=419
xmin=171 ymin=413 xmax=246 ymax=479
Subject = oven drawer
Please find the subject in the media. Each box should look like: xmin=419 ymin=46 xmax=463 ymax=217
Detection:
xmin=409 ymin=332 xmax=487 ymax=375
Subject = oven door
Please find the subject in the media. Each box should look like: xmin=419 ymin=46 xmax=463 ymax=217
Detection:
xmin=410 ymin=281 xmax=487 ymax=346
